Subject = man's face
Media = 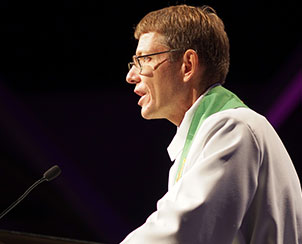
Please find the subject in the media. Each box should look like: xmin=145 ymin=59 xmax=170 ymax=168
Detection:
xmin=126 ymin=32 xmax=183 ymax=122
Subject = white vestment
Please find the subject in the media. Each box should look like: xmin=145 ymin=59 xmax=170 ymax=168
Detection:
xmin=121 ymin=89 xmax=302 ymax=244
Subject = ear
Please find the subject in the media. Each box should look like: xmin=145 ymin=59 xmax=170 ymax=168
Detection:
xmin=181 ymin=49 xmax=199 ymax=83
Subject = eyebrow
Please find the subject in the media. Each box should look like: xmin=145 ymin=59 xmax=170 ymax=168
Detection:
xmin=135 ymin=48 xmax=168 ymax=57
xmin=136 ymin=49 xmax=149 ymax=56
xmin=136 ymin=46 xmax=163 ymax=56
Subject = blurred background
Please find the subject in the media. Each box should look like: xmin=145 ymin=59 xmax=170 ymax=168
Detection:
xmin=0 ymin=0 xmax=300 ymax=243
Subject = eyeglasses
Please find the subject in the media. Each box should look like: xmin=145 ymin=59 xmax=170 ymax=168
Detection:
xmin=128 ymin=49 xmax=181 ymax=75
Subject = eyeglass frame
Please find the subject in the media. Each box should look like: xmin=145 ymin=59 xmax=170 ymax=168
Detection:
xmin=128 ymin=48 xmax=182 ymax=74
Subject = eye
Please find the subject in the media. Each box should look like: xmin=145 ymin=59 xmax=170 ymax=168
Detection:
xmin=141 ymin=56 xmax=152 ymax=63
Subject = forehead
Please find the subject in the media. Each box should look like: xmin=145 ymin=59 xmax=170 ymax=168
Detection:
xmin=136 ymin=32 xmax=167 ymax=55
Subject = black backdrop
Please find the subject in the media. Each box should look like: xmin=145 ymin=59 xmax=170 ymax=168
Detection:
xmin=0 ymin=0 xmax=300 ymax=243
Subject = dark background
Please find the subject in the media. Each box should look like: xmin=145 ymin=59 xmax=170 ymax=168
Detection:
xmin=0 ymin=0 xmax=300 ymax=243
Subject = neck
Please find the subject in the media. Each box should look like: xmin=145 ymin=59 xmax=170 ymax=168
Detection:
xmin=168 ymin=88 xmax=204 ymax=126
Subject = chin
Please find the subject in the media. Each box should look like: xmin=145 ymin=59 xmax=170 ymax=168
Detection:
xmin=141 ymin=110 xmax=153 ymax=120
xmin=141 ymin=106 xmax=156 ymax=120
xmin=141 ymin=107 xmax=163 ymax=120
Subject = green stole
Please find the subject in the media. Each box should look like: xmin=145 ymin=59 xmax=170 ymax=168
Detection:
xmin=175 ymin=85 xmax=248 ymax=183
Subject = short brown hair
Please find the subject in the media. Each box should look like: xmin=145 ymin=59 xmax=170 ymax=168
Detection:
xmin=134 ymin=4 xmax=230 ymax=85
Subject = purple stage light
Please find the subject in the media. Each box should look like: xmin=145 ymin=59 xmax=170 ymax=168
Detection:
xmin=267 ymin=70 xmax=302 ymax=129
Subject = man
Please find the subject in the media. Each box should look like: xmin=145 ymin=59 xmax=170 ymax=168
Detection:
xmin=122 ymin=4 xmax=302 ymax=244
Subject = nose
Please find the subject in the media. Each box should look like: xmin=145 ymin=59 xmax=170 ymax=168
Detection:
xmin=126 ymin=66 xmax=141 ymax=84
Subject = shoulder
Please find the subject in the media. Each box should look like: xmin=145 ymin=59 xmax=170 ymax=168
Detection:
xmin=202 ymin=107 xmax=270 ymax=135
xmin=196 ymin=107 xmax=270 ymax=153
xmin=186 ymin=107 xmax=264 ymax=171
xmin=198 ymin=107 xmax=280 ymax=157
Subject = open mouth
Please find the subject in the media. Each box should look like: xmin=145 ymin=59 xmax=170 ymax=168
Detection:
xmin=138 ymin=93 xmax=149 ymax=106
xmin=134 ymin=88 xmax=149 ymax=106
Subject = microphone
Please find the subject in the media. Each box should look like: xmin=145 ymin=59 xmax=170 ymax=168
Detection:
xmin=0 ymin=165 xmax=61 ymax=220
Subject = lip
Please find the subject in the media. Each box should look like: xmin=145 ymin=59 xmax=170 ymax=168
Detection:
xmin=134 ymin=88 xmax=145 ymax=97
xmin=138 ymin=94 xmax=149 ymax=106
xmin=134 ymin=88 xmax=148 ymax=106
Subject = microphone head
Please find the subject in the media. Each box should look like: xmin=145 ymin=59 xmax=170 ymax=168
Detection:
xmin=43 ymin=165 xmax=62 ymax=181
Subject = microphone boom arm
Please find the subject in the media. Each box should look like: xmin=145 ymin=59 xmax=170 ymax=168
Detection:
xmin=0 ymin=165 xmax=61 ymax=220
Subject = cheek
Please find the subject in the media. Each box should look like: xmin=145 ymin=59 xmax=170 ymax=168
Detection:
xmin=147 ymin=63 xmax=181 ymax=102
xmin=151 ymin=75 xmax=173 ymax=104
xmin=149 ymin=74 xmax=164 ymax=98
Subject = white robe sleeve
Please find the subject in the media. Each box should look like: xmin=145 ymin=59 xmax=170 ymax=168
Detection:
xmin=121 ymin=113 xmax=261 ymax=244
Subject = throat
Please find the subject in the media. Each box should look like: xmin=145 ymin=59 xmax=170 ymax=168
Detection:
xmin=167 ymin=103 xmax=192 ymax=126
xmin=169 ymin=90 xmax=203 ymax=126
